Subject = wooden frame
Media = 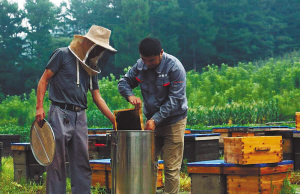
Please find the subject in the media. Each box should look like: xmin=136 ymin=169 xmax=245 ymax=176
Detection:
xmin=113 ymin=107 xmax=144 ymax=131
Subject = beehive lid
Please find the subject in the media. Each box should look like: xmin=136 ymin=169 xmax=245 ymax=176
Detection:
xmin=230 ymin=126 xmax=250 ymax=132
xmin=0 ymin=134 xmax=20 ymax=140
xmin=187 ymin=160 xmax=225 ymax=174
xmin=190 ymin=129 xmax=213 ymax=134
xmin=90 ymin=159 xmax=111 ymax=165
xmin=293 ymin=130 xmax=300 ymax=138
xmin=212 ymin=127 xmax=230 ymax=132
xmin=11 ymin=143 xmax=31 ymax=151
xmin=188 ymin=160 xmax=225 ymax=167
xmin=89 ymin=159 xmax=164 ymax=165
xmin=95 ymin=128 xmax=113 ymax=133
xmin=184 ymin=133 xmax=220 ymax=141
xmin=248 ymin=126 xmax=271 ymax=132
xmin=268 ymin=126 xmax=290 ymax=131
xmin=223 ymin=160 xmax=293 ymax=175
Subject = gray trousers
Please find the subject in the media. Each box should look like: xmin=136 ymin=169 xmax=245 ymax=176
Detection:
xmin=155 ymin=118 xmax=187 ymax=194
xmin=46 ymin=105 xmax=92 ymax=194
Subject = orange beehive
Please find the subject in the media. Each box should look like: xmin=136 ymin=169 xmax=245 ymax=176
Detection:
xmin=224 ymin=136 xmax=283 ymax=165
xmin=90 ymin=159 xmax=164 ymax=190
xmin=224 ymin=160 xmax=293 ymax=194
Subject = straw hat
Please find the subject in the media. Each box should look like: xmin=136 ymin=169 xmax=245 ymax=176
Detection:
xmin=69 ymin=25 xmax=117 ymax=76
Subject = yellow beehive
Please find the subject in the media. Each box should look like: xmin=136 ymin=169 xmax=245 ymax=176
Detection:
xmin=224 ymin=160 xmax=293 ymax=194
xmin=90 ymin=159 xmax=164 ymax=190
xmin=296 ymin=112 xmax=300 ymax=130
xmin=224 ymin=136 xmax=283 ymax=165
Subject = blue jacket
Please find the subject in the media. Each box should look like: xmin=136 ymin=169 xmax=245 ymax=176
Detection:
xmin=118 ymin=52 xmax=188 ymax=127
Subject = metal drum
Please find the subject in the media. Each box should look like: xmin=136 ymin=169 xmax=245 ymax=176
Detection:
xmin=111 ymin=130 xmax=155 ymax=194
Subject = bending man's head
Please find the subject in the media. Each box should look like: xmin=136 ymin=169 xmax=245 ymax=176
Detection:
xmin=139 ymin=38 xmax=163 ymax=69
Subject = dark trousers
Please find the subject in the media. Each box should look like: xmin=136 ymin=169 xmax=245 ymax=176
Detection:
xmin=46 ymin=105 xmax=91 ymax=194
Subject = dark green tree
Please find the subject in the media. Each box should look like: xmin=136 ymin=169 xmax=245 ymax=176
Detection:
xmin=149 ymin=0 xmax=182 ymax=58
xmin=24 ymin=0 xmax=59 ymax=92
xmin=269 ymin=0 xmax=300 ymax=54
xmin=112 ymin=0 xmax=151 ymax=75
xmin=0 ymin=0 xmax=25 ymax=95
xmin=178 ymin=0 xmax=218 ymax=71
xmin=211 ymin=0 xmax=275 ymax=65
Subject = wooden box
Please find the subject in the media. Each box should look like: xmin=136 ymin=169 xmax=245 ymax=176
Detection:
xmin=212 ymin=127 xmax=230 ymax=148
xmin=293 ymin=131 xmax=300 ymax=170
xmin=88 ymin=134 xmax=111 ymax=160
xmin=224 ymin=136 xmax=283 ymax=165
xmin=183 ymin=133 xmax=220 ymax=162
xmin=190 ymin=129 xmax=213 ymax=134
xmin=230 ymin=126 xmax=267 ymax=137
xmin=224 ymin=160 xmax=293 ymax=194
xmin=11 ymin=143 xmax=45 ymax=183
xmin=248 ymin=126 xmax=269 ymax=136
xmin=185 ymin=128 xmax=191 ymax=134
xmin=187 ymin=160 xmax=226 ymax=194
xmin=114 ymin=108 xmax=144 ymax=131
xmin=11 ymin=143 xmax=71 ymax=182
xmin=95 ymin=128 xmax=113 ymax=134
xmin=90 ymin=159 xmax=164 ymax=190
xmin=88 ymin=128 xmax=113 ymax=135
xmin=265 ymin=129 xmax=294 ymax=160
xmin=90 ymin=159 xmax=111 ymax=189
xmin=0 ymin=134 xmax=20 ymax=157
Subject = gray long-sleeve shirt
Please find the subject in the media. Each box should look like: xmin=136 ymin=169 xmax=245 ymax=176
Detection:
xmin=118 ymin=52 xmax=188 ymax=127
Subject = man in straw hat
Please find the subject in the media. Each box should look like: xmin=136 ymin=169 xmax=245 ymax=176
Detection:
xmin=35 ymin=25 xmax=117 ymax=194
xmin=118 ymin=37 xmax=187 ymax=194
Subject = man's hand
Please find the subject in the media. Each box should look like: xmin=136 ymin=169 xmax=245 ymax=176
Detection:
xmin=36 ymin=106 xmax=45 ymax=128
xmin=145 ymin=119 xmax=155 ymax=130
xmin=128 ymin=96 xmax=142 ymax=109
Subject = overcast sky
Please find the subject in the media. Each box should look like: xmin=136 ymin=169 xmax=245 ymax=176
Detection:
xmin=9 ymin=0 xmax=67 ymax=9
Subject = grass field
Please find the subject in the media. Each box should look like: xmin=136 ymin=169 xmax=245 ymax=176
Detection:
xmin=0 ymin=157 xmax=191 ymax=193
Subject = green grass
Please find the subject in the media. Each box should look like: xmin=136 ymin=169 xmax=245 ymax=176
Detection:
xmin=0 ymin=156 xmax=191 ymax=193
xmin=2 ymin=155 xmax=299 ymax=193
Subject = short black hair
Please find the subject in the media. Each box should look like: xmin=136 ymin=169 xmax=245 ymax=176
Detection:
xmin=139 ymin=38 xmax=162 ymax=57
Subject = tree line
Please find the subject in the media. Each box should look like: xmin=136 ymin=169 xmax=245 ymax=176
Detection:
xmin=1 ymin=52 xmax=300 ymax=131
xmin=1 ymin=0 xmax=300 ymax=97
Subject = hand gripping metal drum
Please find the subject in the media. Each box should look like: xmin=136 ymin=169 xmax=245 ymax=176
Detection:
xmin=30 ymin=119 xmax=56 ymax=166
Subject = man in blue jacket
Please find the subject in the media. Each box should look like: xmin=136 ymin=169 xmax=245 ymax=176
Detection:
xmin=118 ymin=37 xmax=188 ymax=194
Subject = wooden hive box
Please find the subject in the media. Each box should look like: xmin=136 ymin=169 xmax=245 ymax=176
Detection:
xmin=0 ymin=134 xmax=20 ymax=157
xmin=190 ymin=129 xmax=213 ymax=134
xmin=187 ymin=160 xmax=226 ymax=194
xmin=224 ymin=160 xmax=293 ymax=194
xmin=230 ymin=126 xmax=255 ymax=138
xmin=11 ymin=143 xmax=71 ymax=182
xmin=90 ymin=159 xmax=164 ymax=190
xmin=95 ymin=128 xmax=113 ymax=134
xmin=212 ymin=127 xmax=231 ymax=149
xmin=183 ymin=133 xmax=220 ymax=163
xmin=248 ymin=126 xmax=270 ymax=136
xmin=90 ymin=159 xmax=111 ymax=189
xmin=293 ymin=131 xmax=300 ymax=170
xmin=88 ymin=128 xmax=96 ymax=135
xmin=224 ymin=136 xmax=283 ymax=165
xmin=11 ymin=143 xmax=45 ymax=183
xmin=88 ymin=134 xmax=111 ymax=160
xmin=265 ymin=129 xmax=294 ymax=160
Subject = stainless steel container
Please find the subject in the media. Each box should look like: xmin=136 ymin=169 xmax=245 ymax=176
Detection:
xmin=111 ymin=130 xmax=155 ymax=194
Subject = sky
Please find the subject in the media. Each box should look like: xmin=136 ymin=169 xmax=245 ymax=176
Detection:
xmin=10 ymin=0 xmax=67 ymax=9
